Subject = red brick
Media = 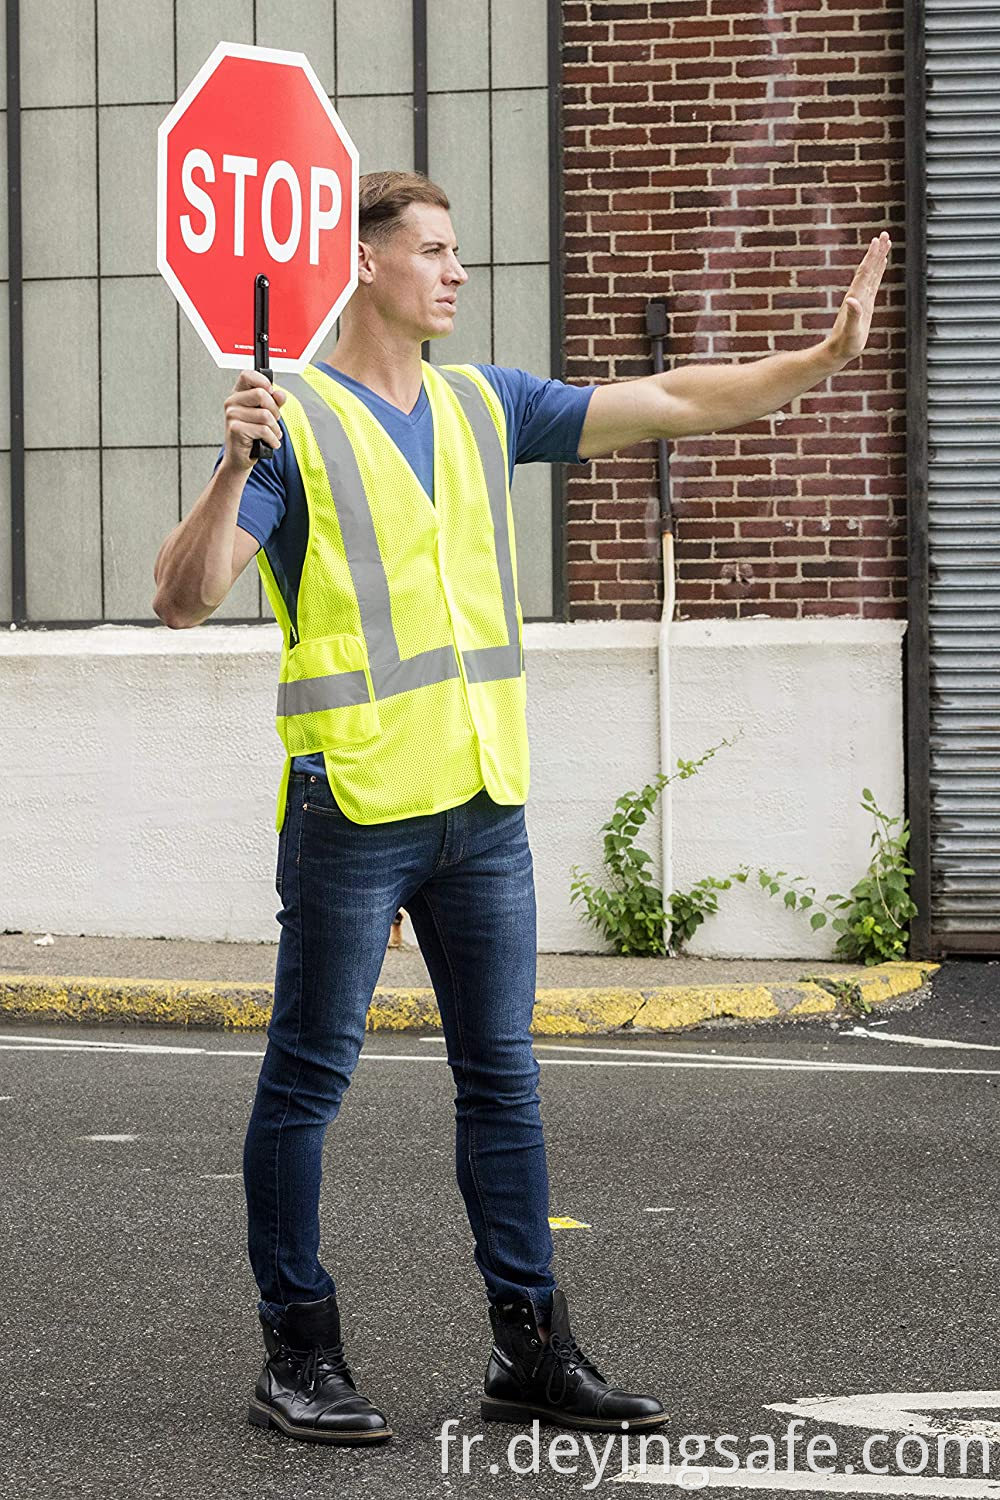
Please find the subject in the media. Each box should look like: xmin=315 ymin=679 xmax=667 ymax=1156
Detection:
xmin=561 ymin=0 xmax=904 ymax=622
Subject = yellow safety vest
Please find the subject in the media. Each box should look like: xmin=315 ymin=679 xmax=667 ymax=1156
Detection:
xmin=257 ymin=360 xmax=530 ymax=833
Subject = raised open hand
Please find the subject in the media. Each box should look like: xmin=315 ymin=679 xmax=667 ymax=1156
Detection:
xmin=825 ymin=231 xmax=892 ymax=365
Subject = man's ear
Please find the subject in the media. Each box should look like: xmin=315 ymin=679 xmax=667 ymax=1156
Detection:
xmin=357 ymin=239 xmax=376 ymax=285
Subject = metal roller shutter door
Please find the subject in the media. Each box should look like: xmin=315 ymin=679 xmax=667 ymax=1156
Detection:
xmin=924 ymin=0 xmax=1000 ymax=949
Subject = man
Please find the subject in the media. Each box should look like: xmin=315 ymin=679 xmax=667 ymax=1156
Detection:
xmin=152 ymin=171 xmax=890 ymax=1447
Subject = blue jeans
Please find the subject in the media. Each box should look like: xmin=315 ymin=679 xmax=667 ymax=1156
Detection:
xmin=243 ymin=770 xmax=557 ymax=1329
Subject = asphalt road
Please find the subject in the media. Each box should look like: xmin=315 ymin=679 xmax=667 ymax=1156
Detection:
xmin=2 ymin=958 xmax=999 ymax=1499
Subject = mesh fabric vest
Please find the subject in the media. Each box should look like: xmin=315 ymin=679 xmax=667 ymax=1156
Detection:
xmin=257 ymin=361 xmax=530 ymax=832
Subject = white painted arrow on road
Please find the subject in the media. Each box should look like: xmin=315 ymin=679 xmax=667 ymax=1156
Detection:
xmin=614 ymin=1472 xmax=1000 ymax=1494
xmin=615 ymin=1392 xmax=1000 ymax=1494
xmin=766 ymin=1391 xmax=1000 ymax=1444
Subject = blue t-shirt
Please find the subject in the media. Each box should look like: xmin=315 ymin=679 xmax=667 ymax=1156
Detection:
xmin=228 ymin=361 xmax=595 ymax=780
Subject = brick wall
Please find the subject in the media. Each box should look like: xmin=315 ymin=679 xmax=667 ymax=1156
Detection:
xmin=560 ymin=0 xmax=906 ymax=621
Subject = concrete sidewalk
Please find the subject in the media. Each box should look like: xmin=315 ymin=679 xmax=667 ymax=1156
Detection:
xmin=0 ymin=930 xmax=938 ymax=1035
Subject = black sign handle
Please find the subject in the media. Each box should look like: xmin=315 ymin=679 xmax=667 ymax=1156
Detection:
xmin=250 ymin=272 xmax=273 ymax=463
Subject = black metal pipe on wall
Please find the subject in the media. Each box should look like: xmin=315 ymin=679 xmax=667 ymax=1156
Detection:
xmin=6 ymin=0 xmax=24 ymax=626
xmin=547 ymin=0 xmax=567 ymax=622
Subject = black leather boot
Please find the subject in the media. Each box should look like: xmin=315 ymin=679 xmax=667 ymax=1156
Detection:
xmin=481 ymin=1289 xmax=667 ymax=1433
xmin=247 ymin=1293 xmax=392 ymax=1444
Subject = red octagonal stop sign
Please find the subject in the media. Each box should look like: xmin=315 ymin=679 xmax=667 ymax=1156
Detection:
xmin=157 ymin=42 xmax=358 ymax=371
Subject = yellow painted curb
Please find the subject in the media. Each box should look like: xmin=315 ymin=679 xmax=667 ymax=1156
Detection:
xmin=0 ymin=974 xmax=276 ymax=1031
xmin=0 ymin=961 xmax=939 ymax=1035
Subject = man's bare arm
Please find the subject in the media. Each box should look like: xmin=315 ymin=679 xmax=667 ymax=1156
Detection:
xmin=578 ymin=231 xmax=891 ymax=460
xmin=152 ymin=370 xmax=285 ymax=629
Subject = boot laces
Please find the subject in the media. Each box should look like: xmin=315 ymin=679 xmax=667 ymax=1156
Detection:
xmin=297 ymin=1339 xmax=353 ymax=1393
xmin=544 ymin=1329 xmax=602 ymax=1404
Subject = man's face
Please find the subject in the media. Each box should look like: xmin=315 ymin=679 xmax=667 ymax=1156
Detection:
xmin=360 ymin=202 xmax=468 ymax=342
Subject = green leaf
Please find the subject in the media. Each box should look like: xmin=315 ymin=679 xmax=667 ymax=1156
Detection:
xmin=810 ymin=912 xmax=827 ymax=929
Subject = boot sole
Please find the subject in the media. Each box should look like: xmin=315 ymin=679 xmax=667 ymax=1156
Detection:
xmin=481 ymin=1397 xmax=667 ymax=1433
xmin=248 ymin=1398 xmax=393 ymax=1444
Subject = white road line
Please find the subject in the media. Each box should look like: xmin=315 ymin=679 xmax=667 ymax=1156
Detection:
xmin=361 ymin=1056 xmax=1000 ymax=1077
xmin=199 ymin=1049 xmax=267 ymax=1057
xmin=0 ymin=1042 xmax=223 ymax=1054
xmin=842 ymin=1027 xmax=1000 ymax=1055
xmin=0 ymin=1032 xmax=211 ymax=1053
xmin=614 ymin=1466 xmax=1000 ymax=1495
xmin=1 ymin=1038 xmax=999 ymax=1077
xmin=80 ymin=1134 xmax=137 ymax=1142
xmin=428 ymin=1036 xmax=964 ymax=1073
xmin=533 ymin=1042 xmax=896 ymax=1071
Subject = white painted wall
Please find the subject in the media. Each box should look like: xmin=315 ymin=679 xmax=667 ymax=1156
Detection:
xmin=0 ymin=617 xmax=905 ymax=956
xmin=528 ymin=618 xmax=907 ymax=958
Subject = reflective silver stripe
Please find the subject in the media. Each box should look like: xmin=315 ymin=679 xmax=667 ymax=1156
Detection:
xmin=283 ymin=372 xmax=414 ymax=675
xmin=438 ymin=367 xmax=522 ymax=671
xmin=279 ymin=365 xmax=521 ymax=715
xmin=375 ymin=645 xmax=461 ymax=696
xmin=277 ymin=672 xmax=371 ymax=717
xmin=463 ymin=642 xmax=522 ymax=683
xmin=283 ymin=372 xmax=461 ymax=703
xmin=375 ymin=644 xmax=460 ymax=697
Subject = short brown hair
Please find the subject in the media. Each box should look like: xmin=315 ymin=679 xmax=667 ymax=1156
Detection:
xmin=358 ymin=171 xmax=450 ymax=246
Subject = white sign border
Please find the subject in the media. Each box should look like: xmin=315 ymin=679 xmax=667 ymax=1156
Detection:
xmin=156 ymin=40 xmax=359 ymax=373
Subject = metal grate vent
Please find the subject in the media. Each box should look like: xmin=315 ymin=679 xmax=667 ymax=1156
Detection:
xmin=925 ymin=1 xmax=1000 ymax=937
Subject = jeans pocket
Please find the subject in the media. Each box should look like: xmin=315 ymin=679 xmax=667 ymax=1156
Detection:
xmin=278 ymin=815 xmax=290 ymax=897
xmin=275 ymin=776 xmax=303 ymax=898
xmin=301 ymin=776 xmax=345 ymax=821
xmin=275 ymin=813 xmax=287 ymax=900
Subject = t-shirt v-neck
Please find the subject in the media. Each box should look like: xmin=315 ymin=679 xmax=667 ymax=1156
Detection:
xmin=316 ymin=362 xmax=435 ymax=504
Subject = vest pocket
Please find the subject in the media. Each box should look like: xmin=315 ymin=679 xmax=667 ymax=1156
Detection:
xmin=277 ymin=632 xmax=380 ymax=756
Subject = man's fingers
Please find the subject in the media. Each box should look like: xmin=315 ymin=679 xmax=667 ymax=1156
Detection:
xmin=853 ymin=243 xmax=880 ymax=289
xmin=230 ymin=366 xmax=284 ymax=402
xmin=829 ymin=238 xmax=890 ymax=358
xmin=227 ymin=386 xmax=282 ymax=418
xmin=233 ymin=419 xmax=282 ymax=449
xmin=229 ymin=407 xmax=282 ymax=438
xmin=861 ymin=258 xmax=887 ymax=306
xmin=234 ymin=369 xmax=274 ymax=393
xmin=849 ymin=236 xmax=890 ymax=303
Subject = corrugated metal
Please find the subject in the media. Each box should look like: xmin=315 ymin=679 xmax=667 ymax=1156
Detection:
xmin=925 ymin=0 xmax=1000 ymax=940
